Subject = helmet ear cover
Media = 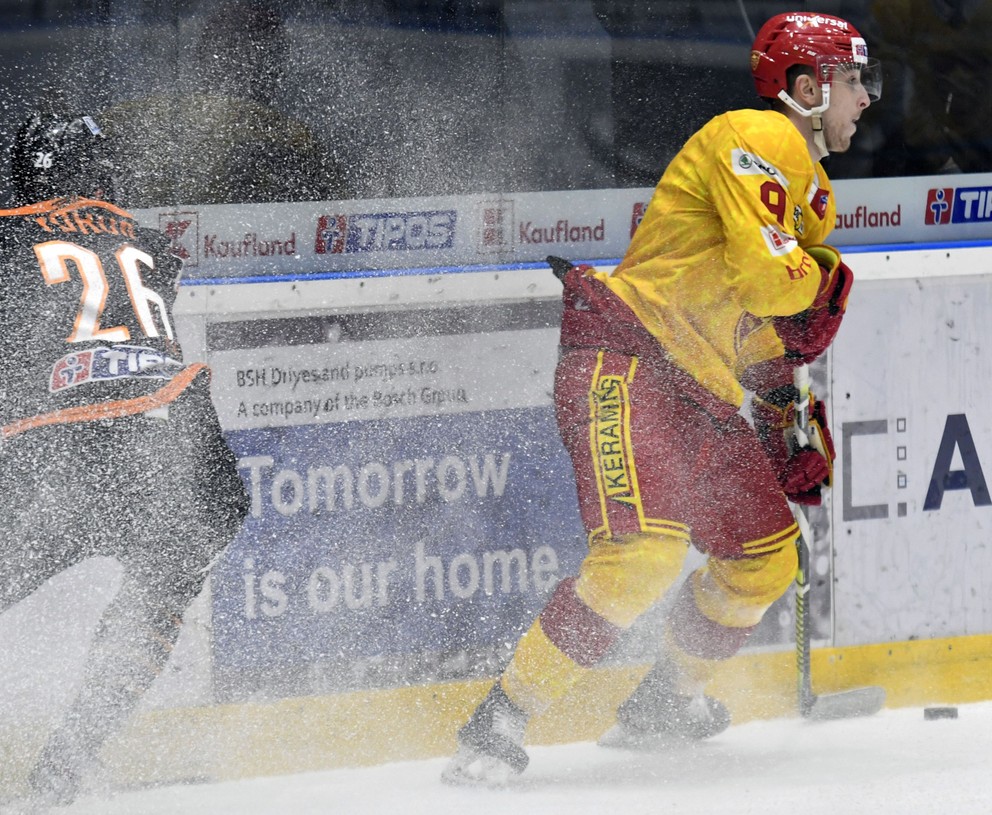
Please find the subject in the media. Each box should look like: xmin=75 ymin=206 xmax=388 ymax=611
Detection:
xmin=10 ymin=109 xmax=115 ymax=204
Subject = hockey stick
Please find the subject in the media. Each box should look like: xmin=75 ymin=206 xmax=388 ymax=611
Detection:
xmin=792 ymin=363 xmax=886 ymax=720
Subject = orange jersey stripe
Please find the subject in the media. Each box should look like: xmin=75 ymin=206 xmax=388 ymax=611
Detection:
xmin=0 ymin=197 xmax=135 ymax=220
xmin=1 ymin=363 xmax=207 ymax=440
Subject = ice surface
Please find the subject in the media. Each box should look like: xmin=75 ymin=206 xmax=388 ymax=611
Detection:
xmin=53 ymin=701 xmax=989 ymax=815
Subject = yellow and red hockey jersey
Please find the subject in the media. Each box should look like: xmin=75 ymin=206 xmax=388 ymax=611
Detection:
xmin=596 ymin=108 xmax=837 ymax=409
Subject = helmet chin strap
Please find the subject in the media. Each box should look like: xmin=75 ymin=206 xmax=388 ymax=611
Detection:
xmin=776 ymin=84 xmax=831 ymax=158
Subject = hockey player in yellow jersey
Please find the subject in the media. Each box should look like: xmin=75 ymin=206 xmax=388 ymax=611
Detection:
xmin=443 ymin=12 xmax=881 ymax=784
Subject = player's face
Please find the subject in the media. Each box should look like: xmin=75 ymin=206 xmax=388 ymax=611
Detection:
xmin=823 ymin=67 xmax=871 ymax=153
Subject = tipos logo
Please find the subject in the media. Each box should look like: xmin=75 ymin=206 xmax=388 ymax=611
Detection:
xmin=925 ymin=188 xmax=953 ymax=225
xmin=315 ymin=211 xmax=456 ymax=254
xmin=925 ymin=186 xmax=992 ymax=225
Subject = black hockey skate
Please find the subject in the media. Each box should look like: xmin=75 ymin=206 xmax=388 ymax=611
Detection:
xmin=442 ymin=683 xmax=529 ymax=787
xmin=599 ymin=659 xmax=730 ymax=751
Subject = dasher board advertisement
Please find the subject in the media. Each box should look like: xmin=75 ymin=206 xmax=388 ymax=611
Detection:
xmin=143 ymin=173 xmax=992 ymax=282
xmin=202 ymin=296 xmax=830 ymax=700
xmin=206 ymin=318 xmax=587 ymax=700
xmin=831 ymin=274 xmax=992 ymax=646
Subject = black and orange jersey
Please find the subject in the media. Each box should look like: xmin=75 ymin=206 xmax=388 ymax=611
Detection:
xmin=596 ymin=108 xmax=837 ymax=409
xmin=0 ymin=197 xmax=199 ymax=435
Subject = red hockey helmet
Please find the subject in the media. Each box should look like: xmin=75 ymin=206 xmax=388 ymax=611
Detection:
xmin=751 ymin=12 xmax=881 ymax=106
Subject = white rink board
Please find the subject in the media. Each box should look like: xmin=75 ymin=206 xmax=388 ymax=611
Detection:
xmin=831 ymin=270 xmax=992 ymax=645
xmin=174 ymin=243 xmax=992 ymax=655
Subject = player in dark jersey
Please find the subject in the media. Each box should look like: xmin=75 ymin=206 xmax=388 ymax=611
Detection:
xmin=0 ymin=106 xmax=249 ymax=806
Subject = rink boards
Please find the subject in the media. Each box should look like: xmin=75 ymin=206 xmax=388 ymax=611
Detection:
xmin=170 ymin=239 xmax=992 ymax=762
xmin=173 ymin=240 xmax=992 ymax=697
xmin=122 ymin=240 xmax=992 ymax=782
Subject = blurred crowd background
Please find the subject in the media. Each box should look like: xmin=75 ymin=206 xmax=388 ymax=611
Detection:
xmin=0 ymin=0 xmax=986 ymax=208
